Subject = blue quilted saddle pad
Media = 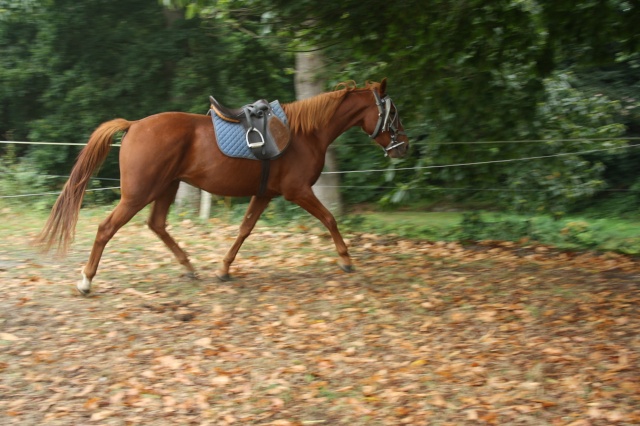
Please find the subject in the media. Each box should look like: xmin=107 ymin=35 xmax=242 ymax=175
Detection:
xmin=212 ymin=100 xmax=289 ymax=160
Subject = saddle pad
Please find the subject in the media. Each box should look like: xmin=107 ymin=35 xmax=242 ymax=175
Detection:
xmin=212 ymin=100 xmax=288 ymax=160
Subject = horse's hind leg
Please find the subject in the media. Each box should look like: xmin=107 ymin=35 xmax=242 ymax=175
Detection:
xmin=217 ymin=195 xmax=272 ymax=281
xmin=79 ymin=199 xmax=145 ymax=295
xmin=147 ymin=181 xmax=196 ymax=278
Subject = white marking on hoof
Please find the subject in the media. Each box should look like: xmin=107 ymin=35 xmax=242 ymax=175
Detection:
xmin=77 ymin=272 xmax=92 ymax=296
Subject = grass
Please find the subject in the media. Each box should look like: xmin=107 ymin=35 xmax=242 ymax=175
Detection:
xmin=349 ymin=211 xmax=462 ymax=239
xmin=3 ymin=198 xmax=639 ymax=255
xmin=345 ymin=209 xmax=640 ymax=255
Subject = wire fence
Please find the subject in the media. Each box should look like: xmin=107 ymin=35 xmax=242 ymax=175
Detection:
xmin=2 ymin=136 xmax=639 ymax=147
xmin=0 ymin=187 xmax=121 ymax=199
xmin=0 ymin=140 xmax=122 ymax=147
xmin=326 ymin=143 xmax=640 ymax=174
xmin=1 ymin=138 xmax=639 ymax=199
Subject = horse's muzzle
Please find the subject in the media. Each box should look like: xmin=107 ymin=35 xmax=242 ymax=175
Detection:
xmin=386 ymin=140 xmax=409 ymax=158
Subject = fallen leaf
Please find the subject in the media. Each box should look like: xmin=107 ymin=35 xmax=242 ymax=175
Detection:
xmin=362 ymin=385 xmax=376 ymax=396
xmin=429 ymin=394 xmax=447 ymax=407
xmin=477 ymin=310 xmax=498 ymax=322
xmin=155 ymin=355 xmax=182 ymax=370
xmin=76 ymin=384 xmax=96 ymax=397
xmin=410 ymin=359 xmax=428 ymax=367
xmin=449 ymin=312 xmax=467 ymax=323
xmin=542 ymin=347 xmax=564 ymax=355
xmin=467 ymin=409 xmax=479 ymax=420
xmin=211 ymin=375 xmax=231 ymax=386
xmin=90 ymin=410 xmax=114 ymax=421
xmin=0 ymin=332 xmax=20 ymax=341
xmin=83 ymin=397 xmax=100 ymax=410
xmin=194 ymin=337 xmax=212 ymax=348
xmin=122 ymin=288 xmax=151 ymax=299
xmin=285 ymin=314 xmax=304 ymax=328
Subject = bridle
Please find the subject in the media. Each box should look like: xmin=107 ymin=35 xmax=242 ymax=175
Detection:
xmin=369 ymin=89 xmax=407 ymax=156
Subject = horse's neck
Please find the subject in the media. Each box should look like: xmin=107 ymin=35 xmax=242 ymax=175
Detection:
xmin=321 ymin=91 xmax=371 ymax=145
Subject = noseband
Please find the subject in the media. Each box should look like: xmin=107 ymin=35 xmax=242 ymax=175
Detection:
xmin=369 ymin=90 xmax=406 ymax=156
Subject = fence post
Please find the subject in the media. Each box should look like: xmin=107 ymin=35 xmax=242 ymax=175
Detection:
xmin=200 ymin=190 xmax=212 ymax=220
xmin=175 ymin=182 xmax=200 ymax=215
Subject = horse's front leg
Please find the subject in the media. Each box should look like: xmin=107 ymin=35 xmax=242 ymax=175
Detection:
xmin=216 ymin=196 xmax=272 ymax=281
xmin=289 ymin=189 xmax=353 ymax=272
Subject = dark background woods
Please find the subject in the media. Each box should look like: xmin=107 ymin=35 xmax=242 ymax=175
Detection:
xmin=1 ymin=0 xmax=639 ymax=221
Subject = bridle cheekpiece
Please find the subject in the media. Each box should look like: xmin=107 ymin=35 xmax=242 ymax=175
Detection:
xmin=369 ymin=89 xmax=406 ymax=156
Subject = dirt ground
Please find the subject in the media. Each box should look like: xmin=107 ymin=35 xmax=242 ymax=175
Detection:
xmin=1 ymin=207 xmax=639 ymax=425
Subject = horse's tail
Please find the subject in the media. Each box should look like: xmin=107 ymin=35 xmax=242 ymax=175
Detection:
xmin=35 ymin=118 xmax=133 ymax=255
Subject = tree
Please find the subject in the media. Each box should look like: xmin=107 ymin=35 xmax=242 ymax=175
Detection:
xmin=159 ymin=0 xmax=638 ymax=215
xmin=163 ymin=0 xmax=346 ymax=213
xmin=4 ymin=0 xmax=638 ymax=216
xmin=0 ymin=0 xmax=293 ymax=194
xmin=295 ymin=50 xmax=343 ymax=215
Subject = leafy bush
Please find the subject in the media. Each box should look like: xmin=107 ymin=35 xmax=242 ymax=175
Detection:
xmin=0 ymin=145 xmax=56 ymax=210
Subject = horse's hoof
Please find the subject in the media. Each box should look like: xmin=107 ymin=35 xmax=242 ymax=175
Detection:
xmin=184 ymin=271 xmax=199 ymax=280
xmin=216 ymin=272 xmax=232 ymax=282
xmin=339 ymin=263 xmax=355 ymax=273
xmin=77 ymin=273 xmax=92 ymax=296
xmin=76 ymin=285 xmax=91 ymax=297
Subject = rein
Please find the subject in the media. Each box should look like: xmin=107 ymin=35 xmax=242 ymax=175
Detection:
xmin=369 ymin=90 xmax=406 ymax=156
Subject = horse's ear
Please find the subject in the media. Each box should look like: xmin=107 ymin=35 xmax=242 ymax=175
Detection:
xmin=379 ymin=78 xmax=387 ymax=95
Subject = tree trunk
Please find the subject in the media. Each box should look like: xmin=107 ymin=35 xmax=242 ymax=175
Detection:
xmin=295 ymin=50 xmax=343 ymax=216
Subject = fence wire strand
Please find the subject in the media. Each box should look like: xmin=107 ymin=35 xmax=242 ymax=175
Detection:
xmin=0 ymin=141 xmax=122 ymax=147
xmin=2 ymin=136 xmax=639 ymax=147
xmin=1 ymin=140 xmax=639 ymax=199
xmin=323 ymin=143 xmax=640 ymax=174
xmin=0 ymin=186 xmax=121 ymax=199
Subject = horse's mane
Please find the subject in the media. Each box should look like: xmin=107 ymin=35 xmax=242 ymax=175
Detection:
xmin=283 ymin=80 xmax=381 ymax=135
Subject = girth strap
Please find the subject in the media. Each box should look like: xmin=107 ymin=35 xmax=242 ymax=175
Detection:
xmin=258 ymin=160 xmax=271 ymax=196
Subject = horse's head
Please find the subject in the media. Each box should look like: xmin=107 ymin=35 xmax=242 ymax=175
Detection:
xmin=363 ymin=78 xmax=409 ymax=158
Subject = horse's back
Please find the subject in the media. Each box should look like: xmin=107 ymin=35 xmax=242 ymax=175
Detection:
xmin=117 ymin=113 xmax=209 ymax=195
xmin=118 ymin=111 xmax=268 ymax=198
xmin=125 ymin=112 xmax=204 ymax=139
xmin=121 ymin=112 xmax=212 ymax=154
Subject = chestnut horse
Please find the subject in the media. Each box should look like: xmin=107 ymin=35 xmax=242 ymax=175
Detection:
xmin=36 ymin=79 xmax=409 ymax=295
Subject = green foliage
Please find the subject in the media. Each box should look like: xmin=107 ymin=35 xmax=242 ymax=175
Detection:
xmin=344 ymin=71 xmax=627 ymax=217
xmin=2 ymin=0 xmax=639 ymax=224
xmin=352 ymin=209 xmax=640 ymax=255
xmin=0 ymin=145 xmax=56 ymax=210
xmin=1 ymin=0 xmax=293 ymax=184
xmin=172 ymin=0 xmax=635 ymax=216
xmin=455 ymin=213 xmax=640 ymax=254
xmin=204 ymin=0 xmax=639 ymax=125
xmin=262 ymin=197 xmax=306 ymax=223
xmin=498 ymin=72 xmax=626 ymax=215
xmin=218 ymin=201 xmax=640 ymax=254
xmin=572 ymin=54 xmax=640 ymax=205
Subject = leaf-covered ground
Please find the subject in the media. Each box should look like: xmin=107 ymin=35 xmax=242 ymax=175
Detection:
xmin=1 ymin=208 xmax=639 ymax=425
